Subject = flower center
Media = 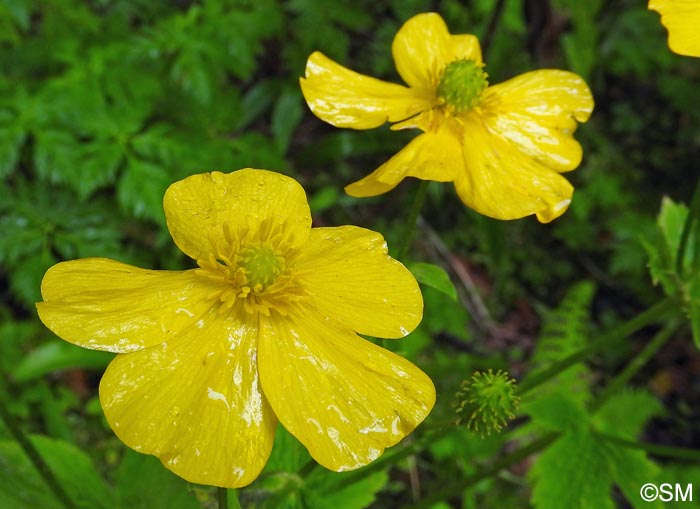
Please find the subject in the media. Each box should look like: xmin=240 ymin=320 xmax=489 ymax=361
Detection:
xmin=195 ymin=222 xmax=306 ymax=316
xmin=239 ymin=245 xmax=284 ymax=292
xmin=436 ymin=59 xmax=488 ymax=114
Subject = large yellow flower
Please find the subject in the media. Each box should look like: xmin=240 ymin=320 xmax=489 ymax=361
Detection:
xmin=36 ymin=169 xmax=434 ymax=488
xmin=300 ymin=12 xmax=594 ymax=223
xmin=649 ymin=0 xmax=700 ymax=57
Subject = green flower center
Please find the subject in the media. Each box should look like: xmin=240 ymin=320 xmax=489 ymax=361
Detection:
xmin=436 ymin=59 xmax=488 ymax=114
xmin=239 ymin=245 xmax=284 ymax=291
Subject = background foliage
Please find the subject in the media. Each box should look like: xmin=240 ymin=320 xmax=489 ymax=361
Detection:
xmin=1 ymin=0 xmax=699 ymax=508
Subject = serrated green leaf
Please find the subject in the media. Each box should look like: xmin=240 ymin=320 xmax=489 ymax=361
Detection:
xmin=523 ymin=390 xmax=588 ymax=432
xmin=115 ymin=450 xmax=201 ymax=509
xmin=0 ymin=123 xmax=25 ymax=178
xmin=0 ymin=435 xmax=113 ymax=509
xmin=604 ymin=447 xmax=663 ymax=509
xmin=303 ymin=468 xmax=388 ymax=509
xmin=530 ymin=429 xmax=614 ymax=509
xmin=593 ymin=389 xmax=663 ymax=440
xmin=118 ymin=158 xmax=171 ymax=223
xmin=408 ymin=262 xmax=458 ymax=301
xmin=12 ymin=340 xmax=114 ymax=382
xmin=34 ymin=130 xmax=123 ymax=198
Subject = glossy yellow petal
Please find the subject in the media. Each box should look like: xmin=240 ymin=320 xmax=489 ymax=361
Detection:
xmin=451 ymin=34 xmax=483 ymax=64
xmin=300 ymin=52 xmax=430 ymax=129
xmin=480 ymin=70 xmax=593 ymax=173
xmin=164 ymin=169 xmax=311 ymax=261
xmin=36 ymin=258 xmax=214 ymax=353
xmin=344 ymin=130 xmax=462 ymax=197
xmin=295 ymin=226 xmax=422 ymax=338
xmin=100 ymin=305 xmax=276 ymax=488
xmin=392 ymin=13 xmax=453 ymax=89
xmin=649 ymin=0 xmax=700 ymax=57
xmin=455 ymin=117 xmax=574 ymax=223
xmin=258 ymin=310 xmax=435 ymax=472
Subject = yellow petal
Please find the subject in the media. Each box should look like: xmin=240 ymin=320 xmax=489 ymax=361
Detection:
xmin=258 ymin=310 xmax=435 ymax=472
xmin=100 ymin=306 xmax=276 ymax=488
xmin=649 ymin=0 xmax=700 ymax=57
xmin=455 ymin=117 xmax=574 ymax=223
xmin=392 ymin=13 xmax=482 ymax=90
xmin=344 ymin=130 xmax=462 ymax=197
xmin=480 ymin=70 xmax=594 ymax=173
xmin=164 ymin=169 xmax=311 ymax=261
xmin=300 ymin=52 xmax=430 ymax=129
xmin=295 ymin=226 xmax=422 ymax=338
xmin=36 ymin=258 xmax=214 ymax=353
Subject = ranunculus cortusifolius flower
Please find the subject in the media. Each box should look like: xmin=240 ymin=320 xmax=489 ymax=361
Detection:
xmin=300 ymin=12 xmax=594 ymax=223
xmin=36 ymin=169 xmax=435 ymax=488
xmin=649 ymin=0 xmax=700 ymax=57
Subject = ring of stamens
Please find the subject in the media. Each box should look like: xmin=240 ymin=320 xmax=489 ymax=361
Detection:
xmin=195 ymin=221 xmax=306 ymax=316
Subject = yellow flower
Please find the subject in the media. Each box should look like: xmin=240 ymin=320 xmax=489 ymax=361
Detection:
xmin=36 ymin=169 xmax=434 ymax=488
xmin=649 ymin=0 xmax=700 ymax=57
xmin=300 ymin=12 xmax=594 ymax=223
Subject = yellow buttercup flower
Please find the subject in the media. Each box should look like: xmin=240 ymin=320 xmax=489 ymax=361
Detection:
xmin=649 ymin=0 xmax=700 ymax=57
xmin=36 ymin=169 xmax=434 ymax=488
xmin=300 ymin=12 xmax=594 ymax=223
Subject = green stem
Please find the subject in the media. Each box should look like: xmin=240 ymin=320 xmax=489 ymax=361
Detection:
xmin=396 ymin=180 xmax=430 ymax=261
xmin=0 ymin=399 xmax=77 ymax=509
xmin=591 ymin=321 xmax=679 ymax=412
xmin=480 ymin=0 xmax=507 ymax=59
xmin=520 ymin=298 xmax=674 ymax=395
xmin=406 ymin=433 xmax=558 ymax=509
xmin=676 ymin=181 xmax=700 ymax=275
xmin=217 ymin=487 xmax=228 ymax=509
xmin=596 ymin=431 xmax=700 ymax=462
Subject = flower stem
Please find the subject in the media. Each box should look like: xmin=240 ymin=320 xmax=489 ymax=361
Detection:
xmin=406 ymin=432 xmax=558 ymax=509
xmin=481 ymin=0 xmax=507 ymax=59
xmin=217 ymin=487 xmax=228 ymax=509
xmin=591 ymin=320 xmax=679 ymax=412
xmin=520 ymin=298 xmax=675 ymax=395
xmin=397 ymin=180 xmax=430 ymax=261
xmin=595 ymin=431 xmax=700 ymax=462
xmin=0 ymin=398 xmax=77 ymax=509
xmin=676 ymin=181 xmax=700 ymax=275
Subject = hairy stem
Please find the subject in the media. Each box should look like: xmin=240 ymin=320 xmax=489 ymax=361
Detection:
xmin=396 ymin=180 xmax=430 ymax=261
xmin=596 ymin=431 xmax=700 ymax=462
xmin=406 ymin=433 xmax=558 ymax=509
xmin=520 ymin=298 xmax=675 ymax=395
xmin=591 ymin=321 xmax=679 ymax=412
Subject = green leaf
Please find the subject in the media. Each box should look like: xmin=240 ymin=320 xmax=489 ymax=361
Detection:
xmin=0 ymin=123 xmax=25 ymax=178
xmin=115 ymin=450 xmax=201 ymax=509
xmin=604 ymin=447 xmax=663 ymax=509
xmin=523 ymin=390 xmax=588 ymax=433
xmin=408 ymin=262 xmax=458 ymax=302
xmin=13 ymin=340 xmax=114 ymax=382
xmin=263 ymin=426 xmax=311 ymax=475
xmin=117 ymin=158 xmax=172 ymax=223
xmin=592 ymin=389 xmax=664 ymax=440
xmin=303 ymin=468 xmax=388 ymax=509
xmin=34 ymin=130 xmax=123 ymax=199
xmin=0 ymin=435 xmax=113 ymax=509
xmin=9 ymin=250 xmax=56 ymax=308
xmin=524 ymin=281 xmax=595 ymax=403
xmin=271 ymin=89 xmax=303 ymax=154
xmin=530 ymin=429 xmax=614 ymax=509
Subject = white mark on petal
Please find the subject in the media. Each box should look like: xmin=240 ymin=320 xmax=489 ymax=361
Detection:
xmin=176 ymin=308 xmax=194 ymax=317
xmin=207 ymin=387 xmax=230 ymax=410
